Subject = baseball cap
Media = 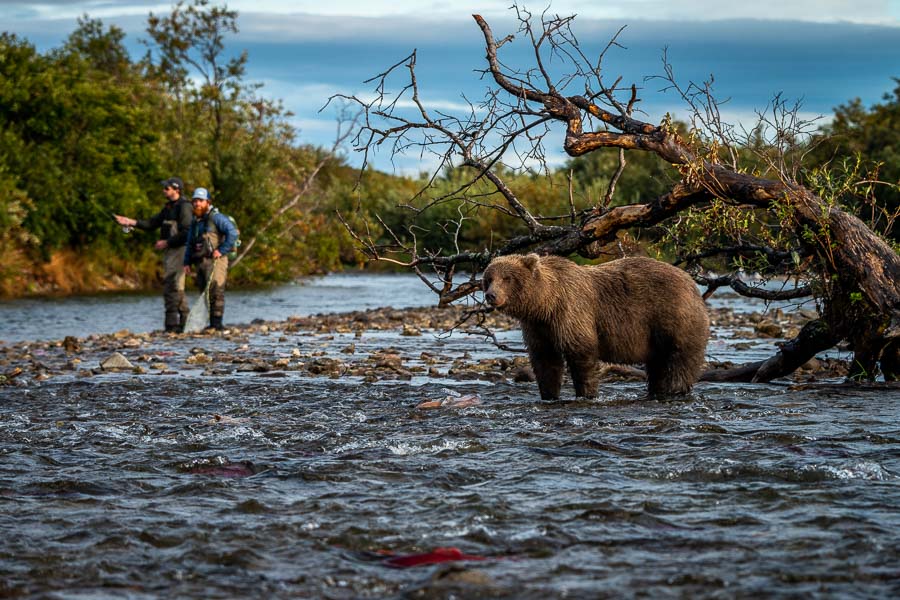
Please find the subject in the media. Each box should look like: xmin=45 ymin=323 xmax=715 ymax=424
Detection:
xmin=161 ymin=177 xmax=183 ymax=190
xmin=191 ymin=187 xmax=210 ymax=201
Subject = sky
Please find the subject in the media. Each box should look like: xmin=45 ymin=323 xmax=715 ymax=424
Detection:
xmin=2 ymin=1 xmax=900 ymax=173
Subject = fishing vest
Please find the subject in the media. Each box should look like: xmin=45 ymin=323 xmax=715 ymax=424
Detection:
xmin=160 ymin=198 xmax=191 ymax=246
xmin=191 ymin=209 xmax=221 ymax=260
xmin=191 ymin=207 xmax=238 ymax=260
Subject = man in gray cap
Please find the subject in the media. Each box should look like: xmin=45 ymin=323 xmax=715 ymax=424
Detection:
xmin=114 ymin=177 xmax=194 ymax=332
xmin=183 ymin=187 xmax=239 ymax=331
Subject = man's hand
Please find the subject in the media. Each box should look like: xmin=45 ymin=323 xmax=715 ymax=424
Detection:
xmin=183 ymin=266 xmax=192 ymax=275
xmin=154 ymin=240 xmax=168 ymax=250
xmin=212 ymin=249 xmax=222 ymax=259
xmin=114 ymin=215 xmax=136 ymax=227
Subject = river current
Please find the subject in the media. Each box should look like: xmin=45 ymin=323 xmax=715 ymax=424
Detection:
xmin=1 ymin=274 xmax=899 ymax=598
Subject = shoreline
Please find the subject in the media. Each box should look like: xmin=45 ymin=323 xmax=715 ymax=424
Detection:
xmin=0 ymin=267 xmax=396 ymax=302
xmin=0 ymin=305 xmax=525 ymax=387
xmin=0 ymin=303 xmax=851 ymax=388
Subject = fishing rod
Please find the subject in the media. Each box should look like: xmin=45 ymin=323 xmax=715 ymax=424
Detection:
xmin=110 ymin=212 xmax=134 ymax=233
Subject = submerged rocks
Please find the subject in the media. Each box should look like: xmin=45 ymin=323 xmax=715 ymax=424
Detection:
xmin=62 ymin=336 xmax=80 ymax=353
xmin=0 ymin=367 xmax=24 ymax=386
xmin=185 ymin=352 xmax=213 ymax=365
xmin=307 ymin=357 xmax=346 ymax=376
xmin=754 ymin=321 xmax=784 ymax=338
xmin=100 ymin=352 xmax=134 ymax=371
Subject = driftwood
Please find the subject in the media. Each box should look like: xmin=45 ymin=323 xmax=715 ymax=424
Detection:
xmin=701 ymin=319 xmax=839 ymax=383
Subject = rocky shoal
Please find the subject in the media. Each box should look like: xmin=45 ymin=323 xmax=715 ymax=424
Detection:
xmin=0 ymin=303 xmax=848 ymax=387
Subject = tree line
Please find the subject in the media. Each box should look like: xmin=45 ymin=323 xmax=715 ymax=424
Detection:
xmin=0 ymin=1 xmax=364 ymax=296
xmin=0 ymin=1 xmax=897 ymax=302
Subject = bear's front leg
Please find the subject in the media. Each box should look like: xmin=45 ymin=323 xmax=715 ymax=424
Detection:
xmin=532 ymin=352 xmax=565 ymax=399
xmin=523 ymin=326 xmax=564 ymax=399
xmin=566 ymin=354 xmax=600 ymax=398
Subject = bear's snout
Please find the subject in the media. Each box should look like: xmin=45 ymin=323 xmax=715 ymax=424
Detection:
xmin=483 ymin=284 xmax=505 ymax=308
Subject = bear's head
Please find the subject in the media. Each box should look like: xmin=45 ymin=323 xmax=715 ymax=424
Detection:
xmin=482 ymin=253 xmax=541 ymax=316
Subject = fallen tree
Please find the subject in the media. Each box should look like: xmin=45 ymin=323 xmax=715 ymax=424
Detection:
xmin=336 ymin=8 xmax=900 ymax=382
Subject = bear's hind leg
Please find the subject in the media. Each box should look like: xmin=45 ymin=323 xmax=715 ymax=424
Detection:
xmin=646 ymin=341 xmax=704 ymax=397
xmin=566 ymin=354 xmax=600 ymax=398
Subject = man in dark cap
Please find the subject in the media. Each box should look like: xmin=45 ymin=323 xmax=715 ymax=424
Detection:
xmin=114 ymin=177 xmax=194 ymax=332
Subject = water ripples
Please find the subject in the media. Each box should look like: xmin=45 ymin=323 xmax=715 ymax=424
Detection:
xmin=3 ymin=375 xmax=900 ymax=597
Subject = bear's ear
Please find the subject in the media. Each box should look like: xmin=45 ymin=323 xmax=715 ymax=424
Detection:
xmin=522 ymin=253 xmax=540 ymax=271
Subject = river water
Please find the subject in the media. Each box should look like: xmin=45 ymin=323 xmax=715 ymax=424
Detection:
xmin=0 ymin=273 xmax=437 ymax=343
xmin=1 ymin=274 xmax=899 ymax=598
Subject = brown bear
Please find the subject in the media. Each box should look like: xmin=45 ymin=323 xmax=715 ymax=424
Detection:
xmin=482 ymin=254 xmax=709 ymax=399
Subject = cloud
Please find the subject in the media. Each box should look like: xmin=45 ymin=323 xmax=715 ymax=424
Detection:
xmin=3 ymin=0 xmax=898 ymax=48
xmin=566 ymin=0 xmax=900 ymax=26
xmin=0 ymin=1 xmax=170 ymax=20
xmin=205 ymin=0 xmax=900 ymax=26
xmin=352 ymin=95 xmax=480 ymax=114
xmin=3 ymin=0 xmax=892 ymax=174
xmin=258 ymin=78 xmax=482 ymax=116
xmin=235 ymin=12 xmax=479 ymax=44
xmin=256 ymin=80 xmax=342 ymax=111
xmin=6 ymin=1 xmax=895 ymax=42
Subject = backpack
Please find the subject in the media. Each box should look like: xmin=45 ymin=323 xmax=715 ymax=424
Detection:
xmin=209 ymin=207 xmax=242 ymax=260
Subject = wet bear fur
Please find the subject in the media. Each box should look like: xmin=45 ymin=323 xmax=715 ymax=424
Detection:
xmin=482 ymin=254 xmax=709 ymax=399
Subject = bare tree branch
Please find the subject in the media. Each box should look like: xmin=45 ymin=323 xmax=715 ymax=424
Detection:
xmin=338 ymin=7 xmax=900 ymax=381
xmin=696 ymin=274 xmax=813 ymax=301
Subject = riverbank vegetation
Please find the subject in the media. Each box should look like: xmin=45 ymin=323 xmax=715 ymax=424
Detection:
xmin=0 ymin=1 xmax=897 ymax=304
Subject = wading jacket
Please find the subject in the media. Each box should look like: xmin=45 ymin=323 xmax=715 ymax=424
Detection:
xmin=135 ymin=196 xmax=193 ymax=248
xmin=183 ymin=207 xmax=239 ymax=265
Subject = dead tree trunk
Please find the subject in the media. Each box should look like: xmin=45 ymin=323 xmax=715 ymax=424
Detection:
xmin=701 ymin=319 xmax=839 ymax=383
xmin=339 ymin=10 xmax=900 ymax=383
xmin=472 ymin=13 xmax=900 ymax=381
